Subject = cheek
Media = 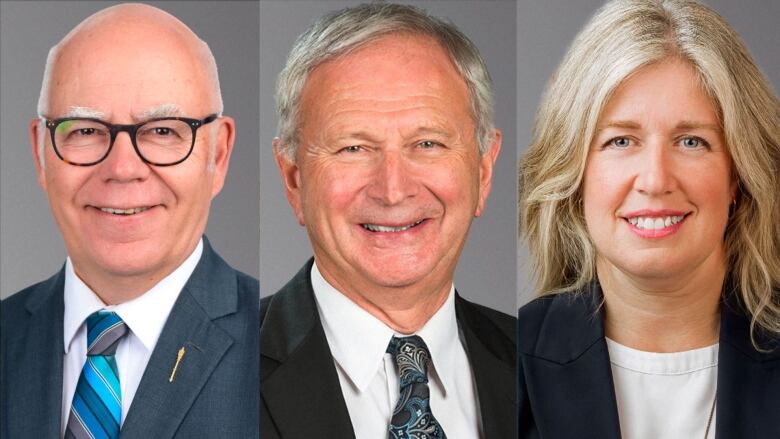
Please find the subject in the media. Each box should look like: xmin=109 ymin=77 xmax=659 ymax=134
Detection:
xmin=300 ymin=163 xmax=365 ymax=222
xmin=418 ymin=158 xmax=478 ymax=209
xmin=45 ymin=167 xmax=84 ymax=210
xmin=581 ymin=158 xmax=632 ymax=236
xmin=583 ymin=164 xmax=612 ymax=219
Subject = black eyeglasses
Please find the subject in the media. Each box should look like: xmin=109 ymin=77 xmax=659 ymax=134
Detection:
xmin=44 ymin=114 xmax=219 ymax=166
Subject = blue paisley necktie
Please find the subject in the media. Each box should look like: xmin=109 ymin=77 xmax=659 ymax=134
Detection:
xmin=65 ymin=311 xmax=128 ymax=439
xmin=387 ymin=335 xmax=447 ymax=439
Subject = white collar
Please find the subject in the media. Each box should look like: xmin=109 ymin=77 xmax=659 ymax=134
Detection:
xmin=63 ymin=239 xmax=203 ymax=354
xmin=311 ymin=261 xmax=459 ymax=396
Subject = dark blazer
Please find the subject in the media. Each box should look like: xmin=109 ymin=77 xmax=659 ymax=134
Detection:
xmin=260 ymin=259 xmax=517 ymax=439
xmin=518 ymin=282 xmax=780 ymax=439
xmin=0 ymin=238 xmax=259 ymax=439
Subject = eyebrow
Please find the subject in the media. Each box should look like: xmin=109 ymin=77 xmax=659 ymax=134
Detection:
xmin=596 ymin=120 xmax=722 ymax=133
xmin=133 ymin=103 xmax=182 ymax=122
xmin=595 ymin=120 xmax=641 ymax=131
xmin=675 ymin=120 xmax=722 ymax=133
xmin=63 ymin=106 xmax=106 ymax=119
xmin=407 ymin=126 xmax=453 ymax=139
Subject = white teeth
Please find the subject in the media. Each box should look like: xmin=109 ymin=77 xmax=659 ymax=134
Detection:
xmin=100 ymin=206 xmax=150 ymax=215
xmin=362 ymin=220 xmax=423 ymax=233
xmin=628 ymin=215 xmax=685 ymax=230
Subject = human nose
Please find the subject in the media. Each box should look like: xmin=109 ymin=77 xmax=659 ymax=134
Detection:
xmin=97 ymin=132 xmax=150 ymax=181
xmin=366 ymin=151 xmax=418 ymax=205
xmin=633 ymin=141 xmax=678 ymax=196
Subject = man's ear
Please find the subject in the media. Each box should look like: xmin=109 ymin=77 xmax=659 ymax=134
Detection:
xmin=29 ymin=118 xmax=47 ymax=191
xmin=475 ymin=129 xmax=501 ymax=217
xmin=273 ymin=138 xmax=305 ymax=226
xmin=209 ymin=116 xmax=235 ymax=198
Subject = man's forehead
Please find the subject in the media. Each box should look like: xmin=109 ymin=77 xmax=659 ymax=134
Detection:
xmin=304 ymin=34 xmax=466 ymax=103
xmin=45 ymin=56 xmax=208 ymax=119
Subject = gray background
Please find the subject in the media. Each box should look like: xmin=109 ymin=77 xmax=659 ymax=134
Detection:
xmin=516 ymin=0 xmax=780 ymax=306
xmin=0 ymin=1 xmax=260 ymax=299
xmin=259 ymin=0 xmax=518 ymax=315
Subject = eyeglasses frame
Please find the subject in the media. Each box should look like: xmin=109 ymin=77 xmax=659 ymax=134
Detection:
xmin=43 ymin=113 xmax=219 ymax=167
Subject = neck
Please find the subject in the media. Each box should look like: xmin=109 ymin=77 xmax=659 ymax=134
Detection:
xmin=71 ymin=242 xmax=198 ymax=305
xmin=599 ymin=256 xmax=725 ymax=353
xmin=73 ymin=267 xmax=170 ymax=305
xmin=316 ymin=261 xmax=451 ymax=334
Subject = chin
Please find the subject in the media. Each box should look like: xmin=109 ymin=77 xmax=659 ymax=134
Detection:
xmin=616 ymin=257 xmax=690 ymax=281
xmin=97 ymin=255 xmax=165 ymax=278
xmin=360 ymin=261 xmax=432 ymax=289
xmin=86 ymin=241 xmax=168 ymax=277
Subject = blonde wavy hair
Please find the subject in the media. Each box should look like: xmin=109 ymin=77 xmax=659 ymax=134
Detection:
xmin=518 ymin=0 xmax=780 ymax=340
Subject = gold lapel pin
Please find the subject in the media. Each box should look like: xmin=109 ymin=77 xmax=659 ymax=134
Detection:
xmin=169 ymin=346 xmax=185 ymax=383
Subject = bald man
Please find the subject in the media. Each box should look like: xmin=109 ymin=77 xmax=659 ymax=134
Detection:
xmin=0 ymin=4 xmax=258 ymax=438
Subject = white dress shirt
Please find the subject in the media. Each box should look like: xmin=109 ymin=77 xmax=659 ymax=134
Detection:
xmin=311 ymin=262 xmax=482 ymax=439
xmin=61 ymin=239 xmax=203 ymax=436
xmin=607 ymin=338 xmax=718 ymax=439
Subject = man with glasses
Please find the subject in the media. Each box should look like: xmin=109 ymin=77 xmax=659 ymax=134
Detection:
xmin=0 ymin=4 xmax=258 ymax=438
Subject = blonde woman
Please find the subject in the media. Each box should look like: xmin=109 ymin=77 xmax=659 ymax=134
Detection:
xmin=518 ymin=0 xmax=780 ymax=438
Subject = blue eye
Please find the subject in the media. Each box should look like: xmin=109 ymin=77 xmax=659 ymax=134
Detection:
xmin=680 ymin=136 xmax=708 ymax=149
xmin=610 ymin=137 xmax=631 ymax=148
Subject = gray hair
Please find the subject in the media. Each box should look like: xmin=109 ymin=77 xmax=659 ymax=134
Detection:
xmin=275 ymin=2 xmax=495 ymax=159
xmin=519 ymin=0 xmax=780 ymax=344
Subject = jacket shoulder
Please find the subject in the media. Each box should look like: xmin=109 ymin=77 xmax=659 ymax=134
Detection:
xmin=518 ymin=292 xmax=596 ymax=355
xmin=517 ymin=295 xmax=557 ymax=344
xmin=456 ymin=296 xmax=517 ymax=366
xmin=460 ymin=297 xmax=516 ymax=340
xmin=1 ymin=274 xmax=61 ymax=332
xmin=234 ymin=269 xmax=259 ymax=304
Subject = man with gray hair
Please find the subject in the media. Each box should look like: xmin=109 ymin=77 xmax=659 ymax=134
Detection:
xmin=0 ymin=4 xmax=258 ymax=438
xmin=260 ymin=3 xmax=516 ymax=438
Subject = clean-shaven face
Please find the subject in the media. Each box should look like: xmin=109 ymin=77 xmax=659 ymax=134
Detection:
xmin=281 ymin=34 xmax=499 ymax=298
xmin=34 ymin=7 xmax=228 ymax=294
xmin=583 ymin=59 xmax=736 ymax=281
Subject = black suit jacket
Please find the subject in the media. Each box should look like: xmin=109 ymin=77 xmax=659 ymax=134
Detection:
xmin=260 ymin=259 xmax=517 ymax=438
xmin=1 ymin=238 xmax=259 ymax=438
xmin=518 ymin=283 xmax=780 ymax=439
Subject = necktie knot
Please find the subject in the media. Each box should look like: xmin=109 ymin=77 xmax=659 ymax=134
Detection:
xmin=86 ymin=311 xmax=127 ymax=356
xmin=387 ymin=335 xmax=432 ymax=385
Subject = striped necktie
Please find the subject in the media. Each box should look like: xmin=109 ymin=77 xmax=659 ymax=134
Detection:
xmin=387 ymin=335 xmax=447 ymax=439
xmin=65 ymin=311 xmax=128 ymax=439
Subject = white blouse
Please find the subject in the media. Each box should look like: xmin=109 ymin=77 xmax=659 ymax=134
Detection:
xmin=607 ymin=338 xmax=718 ymax=439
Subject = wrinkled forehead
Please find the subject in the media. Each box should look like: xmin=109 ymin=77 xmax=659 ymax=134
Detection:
xmin=299 ymin=34 xmax=473 ymax=133
xmin=45 ymin=18 xmax=212 ymax=120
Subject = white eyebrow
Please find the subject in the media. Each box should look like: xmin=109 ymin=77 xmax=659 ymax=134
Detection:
xmin=63 ymin=106 xmax=106 ymax=119
xmin=134 ymin=103 xmax=182 ymax=121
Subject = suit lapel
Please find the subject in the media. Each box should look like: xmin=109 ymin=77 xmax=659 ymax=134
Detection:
xmin=260 ymin=260 xmax=355 ymax=439
xmin=120 ymin=241 xmax=237 ymax=439
xmin=716 ymin=294 xmax=780 ymax=438
xmin=520 ymin=286 xmax=622 ymax=439
xmin=456 ymin=295 xmax=516 ymax=439
xmin=7 ymin=270 xmax=66 ymax=438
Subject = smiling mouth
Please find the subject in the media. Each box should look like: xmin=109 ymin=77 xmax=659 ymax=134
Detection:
xmin=627 ymin=215 xmax=686 ymax=230
xmin=98 ymin=206 xmax=152 ymax=216
xmin=361 ymin=219 xmax=425 ymax=233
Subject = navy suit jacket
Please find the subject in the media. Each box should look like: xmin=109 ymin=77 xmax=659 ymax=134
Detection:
xmin=260 ymin=259 xmax=517 ymax=439
xmin=518 ymin=283 xmax=780 ymax=439
xmin=0 ymin=238 xmax=259 ymax=438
